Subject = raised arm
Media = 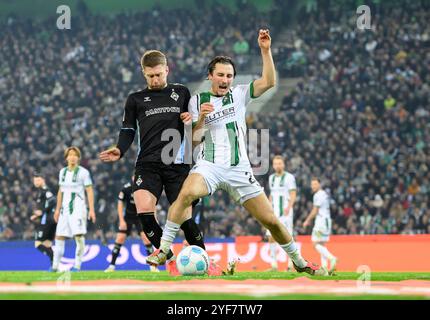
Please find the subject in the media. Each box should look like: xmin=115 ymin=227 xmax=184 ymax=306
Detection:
xmin=252 ymin=29 xmax=276 ymax=98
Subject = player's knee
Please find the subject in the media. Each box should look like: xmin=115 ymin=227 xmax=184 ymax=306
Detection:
xmin=136 ymin=205 xmax=155 ymax=213
xmin=177 ymin=191 xmax=197 ymax=208
xmin=116 ymin=233 xmax=126 ymax=244
xmin=262 ymin=215 xmax=279 ymax=231
xmin=43 ymin=240 xmax=52 ymax=247
xmin=314 ymin=242 xmax=324 ymax=248
xmin=74 ymin=235 xmax=85 ymax=253
xmin=140 ymin=233 xmax=150 ymax=245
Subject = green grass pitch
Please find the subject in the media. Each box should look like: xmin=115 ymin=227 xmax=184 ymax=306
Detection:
xmin=0 ymin=271 xmax=429 ymax=300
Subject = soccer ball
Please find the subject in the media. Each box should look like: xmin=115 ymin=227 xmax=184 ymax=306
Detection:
xmin=176 ymin=245 xmax=210 ymax=275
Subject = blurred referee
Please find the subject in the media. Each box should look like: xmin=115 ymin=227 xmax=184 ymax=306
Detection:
xmin=31 ymin=171 xmax=57 ymax=265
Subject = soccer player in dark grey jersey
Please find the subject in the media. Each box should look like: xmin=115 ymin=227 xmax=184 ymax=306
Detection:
xmin=31 ymin=172 xmax=57 ymax=265
xmin=99 ymin=50 xmax=206 ymax=275
xmin=105 ymin=176 xmax=158 ymax=273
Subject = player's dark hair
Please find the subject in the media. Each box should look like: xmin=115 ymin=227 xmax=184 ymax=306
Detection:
xmin=207 ymin=56 xmax=237 ymax=77
xmin=32 ymin=170 xmax=43 ymax=178
xmin=141 ymin=50 xmax=167 ymax=69
xmin=311 ymin=177 xmax=321 ymax=183
xmin=64 ymin=146 xmax=81 ymax=160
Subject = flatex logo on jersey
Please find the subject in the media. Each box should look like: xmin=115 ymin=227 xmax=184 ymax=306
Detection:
xmin=205 ymin=106 xmax=235 ymax=125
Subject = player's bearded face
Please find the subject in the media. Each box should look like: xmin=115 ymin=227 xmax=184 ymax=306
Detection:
xmin=209 ymin=63 xmax=234 ymax=96
xmin=273 ymin=159 xmax=285 ymax=173
xmin=143 ymin=65 xmax=169 ymax=90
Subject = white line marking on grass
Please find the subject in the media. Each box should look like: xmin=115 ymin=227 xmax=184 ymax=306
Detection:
xmin=0 ymin=281 xmax=429 ymax=297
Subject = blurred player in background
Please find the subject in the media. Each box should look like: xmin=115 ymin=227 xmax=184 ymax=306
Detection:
xmin=148 ymin=29 xmax=328 ymax=276
xmin=31 ymin=172 xmax=57 ymax=265
xmin=93 ymin=198 xmax=108 ymax=246
xmin=99 ymin=50 xmax=206 ymax=275
xmin=105 ymin=176 xmax=158 ymax=272
xmin=267 ymin=155 xmax=297 ymax=271
xmin=303 ymin=177 xmax=338 ymax=273
xmin=51 ymin=146 xmax=96 ymax=272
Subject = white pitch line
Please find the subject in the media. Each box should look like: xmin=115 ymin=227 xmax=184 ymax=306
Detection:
xmin=0 ymin=283 xmax=430 ymax=297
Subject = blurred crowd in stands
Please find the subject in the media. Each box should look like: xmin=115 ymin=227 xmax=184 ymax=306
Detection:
xmin=264 ymin=2 xmax=429 ymax=237
xmin=1 ymin=1 xmax=429 ymax=241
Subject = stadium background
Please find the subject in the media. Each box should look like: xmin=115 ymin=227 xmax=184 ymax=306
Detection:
xmin=0 ymin=0 xmax=429 ymax=271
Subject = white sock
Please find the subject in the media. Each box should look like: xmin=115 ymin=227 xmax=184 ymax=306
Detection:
xmin=280 ymin=240 xmax=307 ymax=268
xmin=315 ymin=244 xmax=335 ymax=260
xmin=269 ymin=243 xmax=278 ymax=268
xmin=288 ymin=244 xmax=300 ymax=269
xmin=74 ymin=236 xmax=85 ymax=269
xmin=160 ymin=220 xmax=181 ymax=254
xmin=52 ymin=239 xmax=65 ymax=270
xmin=287 ymin=255 xmax=294 ymax=269
xmin=321 ymin=256 xmax=328 ymax=269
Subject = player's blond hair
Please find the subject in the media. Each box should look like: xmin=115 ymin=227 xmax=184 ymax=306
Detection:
xmin=64 ymin=146 xmax=81 ymax=160
xmin=272 ymin=155 xmax=284 ymax=162
xmin=140 ymin=50 xmax=167 ymax=69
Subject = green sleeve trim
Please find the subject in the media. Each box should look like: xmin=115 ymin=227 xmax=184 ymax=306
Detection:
xmin=84 ymin=184 xmax=93 ymax=187
xmin=192 ymin=121 xmax=198 ymax=129
xmin=250 ymin=81 xmax=256 ymax=99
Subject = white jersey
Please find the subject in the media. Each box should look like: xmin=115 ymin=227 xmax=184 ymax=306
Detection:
xmin=190 ymin=83 xmax=255 ymax=167
xmin=313 ymin=189 xmax=331 ymax=220
xmin=268 ymin=171 xmax=296 ymax=218
xmin=59 ymin=166 xmax=93 ymax=216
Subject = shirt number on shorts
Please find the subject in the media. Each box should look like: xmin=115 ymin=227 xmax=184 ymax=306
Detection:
xmin=246 ymin=172 xmax=257 ymax=184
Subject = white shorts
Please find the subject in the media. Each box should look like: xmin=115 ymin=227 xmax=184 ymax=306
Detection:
xmin=56 ymin=210 xmax=88 ymax=238
xmin=190 ymin=160 xmax=264 ymax=204
xmin=311 ymin=217 xmax=331 ymax=243
xmin=266 ymin=214 xmax=293 ymax=237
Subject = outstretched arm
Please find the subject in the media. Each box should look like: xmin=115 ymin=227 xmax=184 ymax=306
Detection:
xmin=252 ymin=29 xmax=276 ymax=98
xmin=100 ymin=95 xmax=136 ymax=162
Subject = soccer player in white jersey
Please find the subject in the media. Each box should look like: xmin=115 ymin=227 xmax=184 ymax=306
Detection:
xmin=51 ymin=146 xmax=96 ymax=272
xmin=303 ymin=177 xmax=338 ymax=274
xmin=267 ymin=155 xmax=297 ymax=271
xmin=147 ymin=29 xmax=327 ymax=276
